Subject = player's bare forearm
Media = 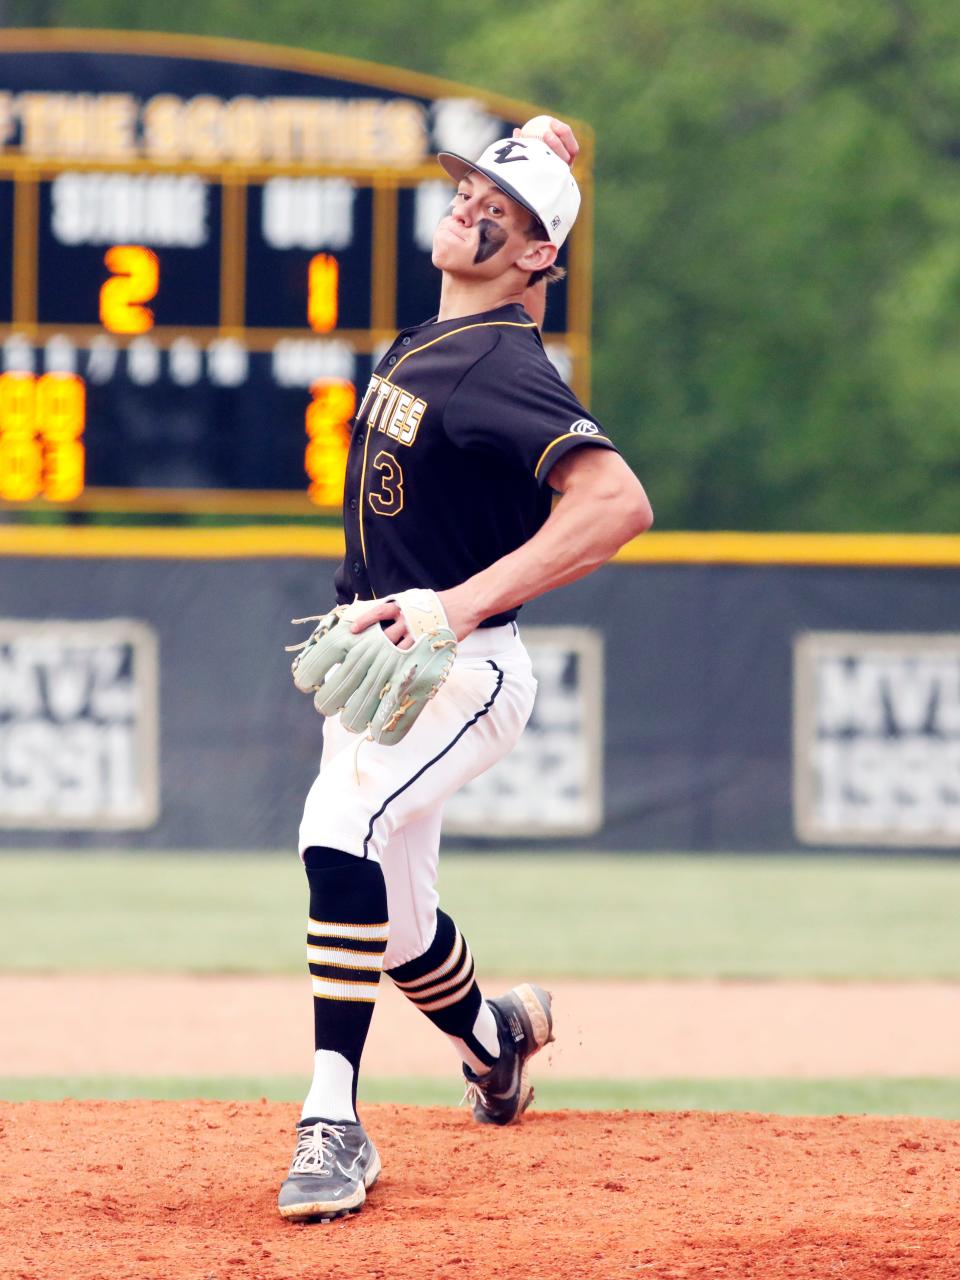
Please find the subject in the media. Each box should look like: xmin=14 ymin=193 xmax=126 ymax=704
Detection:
xmin=350 ymin=452 xmax=650 ymax=644
xmin=439 ymin=449 xmax=652 ymax=639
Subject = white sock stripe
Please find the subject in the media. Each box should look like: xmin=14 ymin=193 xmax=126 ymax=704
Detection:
xmin=307 ymin=918 xmax=389 ymax=943
xmin=406 ymin=946 xmax=475 ymax=1003
xmin=307 ymin=944 xmax=385 ymax=971
xmin=311 ymin=975 xmax=380 ymax=1002
xmin=413 ymin=975 xmax=478 ymax=1013
xmin=392 ymin=931 xmax=465 ymax=991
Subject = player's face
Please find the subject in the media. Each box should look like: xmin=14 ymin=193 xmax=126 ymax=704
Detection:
xmin=432 ymin=174 xmax=542 ymax=279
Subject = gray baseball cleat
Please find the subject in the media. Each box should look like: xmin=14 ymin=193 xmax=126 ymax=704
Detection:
xmin=462 ymin=983 xmax=554 ymax=1126
xmin=278 ymin=1116 xmax=381 ymax=1221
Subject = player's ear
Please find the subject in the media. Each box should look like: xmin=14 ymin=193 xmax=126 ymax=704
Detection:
xmin=516 ymin=240 xmax=557 ymax=273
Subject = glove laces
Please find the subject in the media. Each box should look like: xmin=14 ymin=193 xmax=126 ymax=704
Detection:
xmin=285 ymin=615 xmax=328 ymax=653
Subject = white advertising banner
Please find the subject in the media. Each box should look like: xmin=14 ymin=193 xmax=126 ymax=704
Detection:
xmin=793 ymin=632 xmax=960 ymax=846
xmin=444 ymin=626 xmax=604 ymax=838
xmin=0 ymin=618 xmax=159 ymax=829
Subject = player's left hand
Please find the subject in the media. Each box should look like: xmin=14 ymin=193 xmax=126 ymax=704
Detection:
xmin=349 ymin=598 xmax=415 ymax=648
xmin=351 ymin=587 xmax=480 ymax=645
xmin=290 ymin=590 xmax=457 ymax=744
xmin=513 ymin=118 xmax=579 ymax=166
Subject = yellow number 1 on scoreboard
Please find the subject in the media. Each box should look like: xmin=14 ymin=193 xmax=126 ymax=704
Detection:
xmin=308 ymin=253 xmax=339 ymax=334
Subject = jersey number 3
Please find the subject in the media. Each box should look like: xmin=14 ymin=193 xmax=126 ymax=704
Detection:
xmin=368 ymin=450 xmax=404 ymax=516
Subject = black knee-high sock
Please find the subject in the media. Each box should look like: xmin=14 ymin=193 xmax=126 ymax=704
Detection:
xmin=386 ymin=909 xmax=498 ymax=1071
xmin=303 ymin=846 xmax=388 ymax=1110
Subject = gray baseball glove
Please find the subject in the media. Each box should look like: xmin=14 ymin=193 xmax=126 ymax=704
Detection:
xmin=287 ymin=588 xmax=458 ymax=745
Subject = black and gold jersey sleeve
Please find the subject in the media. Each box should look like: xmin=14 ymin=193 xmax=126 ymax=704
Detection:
xmin=441 ymin=328 xmax=618 ymax=487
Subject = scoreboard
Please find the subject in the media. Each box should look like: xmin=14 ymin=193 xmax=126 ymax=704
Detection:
xmin=0 ymin=30 xmax=592 ymax=516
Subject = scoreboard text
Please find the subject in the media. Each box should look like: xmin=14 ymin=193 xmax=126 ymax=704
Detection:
xmin=0 ymin=32 xmax=591 ymax=515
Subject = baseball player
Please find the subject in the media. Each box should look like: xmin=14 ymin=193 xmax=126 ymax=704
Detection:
xmin=278 ymin=117 xmax=653 ymax=1221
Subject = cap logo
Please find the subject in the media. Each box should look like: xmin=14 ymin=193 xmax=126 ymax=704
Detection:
xmin=436 ymin=134 xmax=580 ymax=247
xmin=570 ymin=419 xmax=599 ymax=435
xmin=492 ymin=140 xmax=529 ymax=165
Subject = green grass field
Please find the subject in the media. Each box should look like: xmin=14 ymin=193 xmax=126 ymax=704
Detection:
xmin=2 ymin=851 xmax=959 ymax=979
xmin=2 ymin=852 xmax=958 ymax=1115
xmin=3 ymin=1076 xmax=958 ymax=1117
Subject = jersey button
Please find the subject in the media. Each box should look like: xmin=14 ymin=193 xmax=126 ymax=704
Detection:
xmin=349 ymin=498 xmax=358 ymax=510
xmin=401 ymin=337 xmax=412 ymax=346
xmin=354 ymin=431 xmax=364 ymax=445
xmin=352 ymin=561 xmax=361 ymax=573
xmin=387 ymin=355 xmax=397 ymax=365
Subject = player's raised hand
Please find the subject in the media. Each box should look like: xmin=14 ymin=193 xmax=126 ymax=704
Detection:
xmin=513 ymin=116 xmax=579 ymax=166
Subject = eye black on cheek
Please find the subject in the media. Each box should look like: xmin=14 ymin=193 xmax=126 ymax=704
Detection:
xmin=474 ymin=218 xmax=508 ymax=264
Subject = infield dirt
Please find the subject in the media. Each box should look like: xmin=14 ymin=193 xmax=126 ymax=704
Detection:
xmin=4 ymin=975 xmax=960 ymax=1077
xmin=3 ymin=1100 xmax=959 ymax=1280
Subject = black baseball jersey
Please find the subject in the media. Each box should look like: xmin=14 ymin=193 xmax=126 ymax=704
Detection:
xmin=334 ymin=302 xmax=617 ymax=626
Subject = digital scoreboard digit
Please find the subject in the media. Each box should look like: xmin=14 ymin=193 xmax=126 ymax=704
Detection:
xmin=0 ymin=30 xmax=592 ymax=516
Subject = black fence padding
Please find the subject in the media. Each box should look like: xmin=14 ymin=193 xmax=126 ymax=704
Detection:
xmin=1 ymin=555 xmax=958 ymax=852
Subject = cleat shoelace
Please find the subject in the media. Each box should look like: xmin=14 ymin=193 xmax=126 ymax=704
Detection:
xmin=461 ymin=1079 xmax=503 ymax=1119
xmin=288 ymin=1121 xmax=347 ymax=1178
xmin=461 ymin=1080 xmax=483 ymax=1110
xmin=460 ymin=1076 xmax=509 ymax=1111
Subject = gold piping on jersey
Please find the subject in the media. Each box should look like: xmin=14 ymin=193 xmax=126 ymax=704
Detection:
xmin=357 ymin=425 xmax=376 ymax=586
xmin=533 ymin=429 xmax=611 ymax=481
xmin=385 ymin=318 xmax=537 ymax=379
xmin=357 ymin=318 xmax=538 ymax=591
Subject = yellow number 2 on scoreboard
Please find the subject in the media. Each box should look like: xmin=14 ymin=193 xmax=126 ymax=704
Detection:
xmin=99 ymin=245 xmax=160 ymax=335
xmin=305 ymin=378 xmax=354 ymax=506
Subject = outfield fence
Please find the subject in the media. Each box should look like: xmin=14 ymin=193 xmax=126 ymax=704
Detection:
xmin=1 ymin=529 xmax=959 ymax=852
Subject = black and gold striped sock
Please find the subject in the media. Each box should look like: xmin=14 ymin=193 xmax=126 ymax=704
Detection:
xmin=386 ymin=909 xmax=499 ymax=1074
xmin=301 ymin=846 xmax=388 ymax=1117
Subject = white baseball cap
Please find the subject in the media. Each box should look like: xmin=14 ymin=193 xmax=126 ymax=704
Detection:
xmin=437 ymin=136 xmax=581 ymax=248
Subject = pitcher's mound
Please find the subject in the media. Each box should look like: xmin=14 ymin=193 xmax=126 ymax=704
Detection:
xmin=3 ymin=1100 xmax=958 ymax=1279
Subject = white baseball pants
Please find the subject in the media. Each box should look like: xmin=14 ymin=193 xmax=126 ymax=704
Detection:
xmin=298 ymin=623 xmax=537 ymax=969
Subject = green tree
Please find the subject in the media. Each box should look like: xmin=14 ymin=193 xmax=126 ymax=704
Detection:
xmin=7 ymin=0 xmax=960 ymax=530
xmin=447 ymin=0 xmax=960 ymax=530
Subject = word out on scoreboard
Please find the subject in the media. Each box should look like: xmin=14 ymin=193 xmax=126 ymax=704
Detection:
xmin=0 ymin=33 xmax=590 ymax=514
